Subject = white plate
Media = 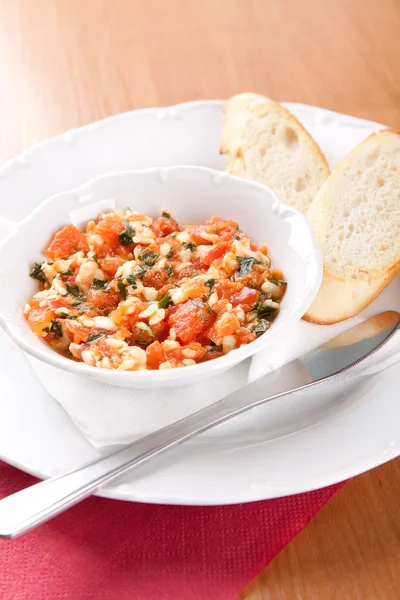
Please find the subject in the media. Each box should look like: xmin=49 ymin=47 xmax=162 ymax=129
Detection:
xmin=0 ymin=100 xmax=399 ymax=505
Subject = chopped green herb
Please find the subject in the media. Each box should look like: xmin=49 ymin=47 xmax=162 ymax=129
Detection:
xmin=166 ymin=250 xmax=174 ymax=259
xmin=61 ymin=267 xmax=74 ymax=277
xmin=134 ymin=265 xmax=148 ymax=280
xmin=139 ymin=250 xmax=160 ymax=267
xmin=253 ymin=293 xmax=278 ymax=319
xmin=58 ymin=314 xmax=77 ymax=320
xmin=124 ymin=206 xmax=132 ymax=211
xmin=167 ymin=266 xmax=174 ymax=277
xmin=269 ymin=277 xmax=287 ymax=286
xmin=118 ymin=221 xmax=136 ymax=246
xmin=253 ymin=319 xmax=270 ymax=336
xmin=161 ymin=210 xmax=171 ymax=218
xmin=204 ymin=279 xmax=216 ymax=289
xmin=66 ymin=283 xmax=86 ymax=300
xmin=170 ymin=233 xmax=177 ymax=239
xmin=126 ymin=274 xmax=137 ymax=288
xmin=29 ymin=262 xmax=46 ymax=284
xmin=257 ymin=305 xmax=277 ymax=318
xmin=189 ymin=271 xmax=199 ymax=278
xmin=92 ymin=254 xmax=100 ymax=265
xmin=118 ymin=281 xmax=127 ymax=300
xmin=42 ymin=327 xmax=50 ymax=333
xmin=254 ymin=293 xmax=266 ymax=311
xmin=158 ymin=293 xmax=172 ymax=309
xmin=50 ymin=319 xmax=63 ymax=337
xmin=183 ymin=241 xmax=197 ymax=251
xmin=90 ymin=278 xmax=107 ymax=290
xmin=205 ymin=303 xmax=217 ymax=315
xmin=210 ymin=344 xmax=222 ymax=353
xmin=86 ymin=332 xmax=106 ymax=344
xmin=190 ymin=299 xmax=204 ymax=309
xmin=201 ymin=315 xmax=207 ymax=323
xmin=236 ymin=256 xmax=261 ymax=278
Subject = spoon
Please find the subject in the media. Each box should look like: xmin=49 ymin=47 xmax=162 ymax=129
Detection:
xmin=0 ymin=310 xmax=398 ymax=538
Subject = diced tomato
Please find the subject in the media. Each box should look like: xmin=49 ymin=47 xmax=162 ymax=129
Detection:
xmin=26 ymin=307 xmax=54 ymax=335
xmin=143 ymin=267 xmax=169 ymax=290
xmin=230 ymin=286 xmax=259 ymax=312
xmin=47 ymin=296 xmax=74 ymax=310
xmin=214 ymin=280 xmax=243 ymax=301
xmin=184 ymin=278 xmax=209 ymax=299
xmin=99 ymin=257 xmax=126 ymax=277
xmin=63 ymin=320 xmax=89 ymax=344
xmin=89 ymin=213 xmax=125 ymax=257
xmin=177 ymin=260 xmax=208 ymax=279
xmin=212 ymin=298 xmax=230 ymax=316
xmin=146 ymin=341 xmax=166 ymax=369
xmin=45 ymin=225 xmax=89 ymax=260
xmin=203 ymin=216 xmax=239 ymax=241
xmin=151 ymin=320 xmax=169 ymax=340
xmin=182 ymin=342 xmax=207 ymax=361
xmin=151 ymin=216 xmax=179 ymax=237
xmin=87 ymin=288 xmax=120 ymax=309
xmin=237 ymin=329 xmax=257 ymax=345
xmin=199 ymin=349 xmax=224 ymax=362
xmin=185 ymin=227 xmax=213 ymax=246
xmin=201 ymin=242 xmax=230 ymax=266
xmin=207 ymin=313 xmax=241 ymax=344
xmin=95 ymin=339 xmax=116 ymax=358
xmin=110 ymin=301 xmax=146 ymax=327
xmin=168 ymin=300 xmax=215 ymax=344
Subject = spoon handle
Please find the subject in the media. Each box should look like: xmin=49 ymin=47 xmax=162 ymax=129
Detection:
xmin=0 ymin=376 xmax=284 ymax=538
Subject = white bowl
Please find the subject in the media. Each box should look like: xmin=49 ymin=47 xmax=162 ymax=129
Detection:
xmin=0 ymin=166 xmax=322 ymax=388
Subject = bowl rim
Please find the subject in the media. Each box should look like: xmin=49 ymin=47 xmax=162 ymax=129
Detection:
xmin=0 ymin=165 xmax=322 ymax=383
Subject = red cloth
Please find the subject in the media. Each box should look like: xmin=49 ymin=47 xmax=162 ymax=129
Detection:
xmin=0 ymin=461 xmax=344 ymax=599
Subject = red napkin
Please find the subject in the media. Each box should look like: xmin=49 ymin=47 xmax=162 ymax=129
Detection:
xmin=0 ymin=461 xmax=344 ymax=599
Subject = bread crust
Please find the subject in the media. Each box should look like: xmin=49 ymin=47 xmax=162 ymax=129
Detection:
xmin=303 ymin=267 xmax=399 ymax=325
xmin=304 ymin=127 xmax=400 ymax=324
xmin=220 ymin=93 xmax=330 ymax=212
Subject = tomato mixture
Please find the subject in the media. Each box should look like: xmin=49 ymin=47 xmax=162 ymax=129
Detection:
xmin=24 ymin=209 xmax=286 ymax=371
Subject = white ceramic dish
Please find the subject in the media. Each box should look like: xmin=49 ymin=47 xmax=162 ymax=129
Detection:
xmin=0 ymin=100 xmax=399 ymax=505
xmin=0 ymin=166 xmax=321 ymax=388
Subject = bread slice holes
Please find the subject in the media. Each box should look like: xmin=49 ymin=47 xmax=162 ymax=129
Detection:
xmin=282 ymin=127 xmax=298 ymax=148
xmin=259 ymin=147 xmax=267 ymax=157
xmin=295 ymin=177 xmax=306 ymax=192
xmin=376 ymin=204 xmax=383 ymax=211
xmin=377 ymin=176 xmax=385 ymax=187
xmin=343 ymin=210 xmax=349 ymax=217
xmin=348 ymin=224 xmax=354 ymax=233
xmin=364 ymin=144 xmax=380 ymax=167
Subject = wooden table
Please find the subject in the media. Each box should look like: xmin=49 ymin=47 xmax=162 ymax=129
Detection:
xmin=1 ymin=0 xmax=400 ymax=597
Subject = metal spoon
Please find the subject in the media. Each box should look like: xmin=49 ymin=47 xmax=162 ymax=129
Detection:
xmin=0 ymin=310 xmax=399 ymax=538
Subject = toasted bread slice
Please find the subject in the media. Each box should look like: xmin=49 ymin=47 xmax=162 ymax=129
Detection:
xmin=305 ymin=129 xmax=400 ymax=324
xmin=303 ymin=271 xmax=396 ymax=324
xmin=220 ymin=93 xmax=330 ymax=215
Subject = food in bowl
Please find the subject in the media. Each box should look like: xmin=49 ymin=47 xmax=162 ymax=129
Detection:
xmin=24 ymin=208 xmax=286 ymax=371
